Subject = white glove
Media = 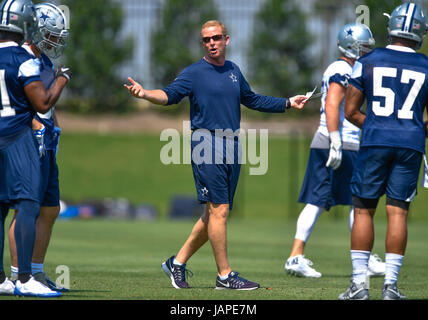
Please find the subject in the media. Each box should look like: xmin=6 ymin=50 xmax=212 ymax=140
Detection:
xmin=34 ymin=125 xmax=46 ymax=158
xmin=422 ymin=155 xmax=428 ymax=188
xmin=326 ymin=130 xmax=342 ymax=170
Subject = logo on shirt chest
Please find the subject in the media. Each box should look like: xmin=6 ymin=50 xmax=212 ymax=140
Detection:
xmin=229 ymin=72 xmax=238 ymax=83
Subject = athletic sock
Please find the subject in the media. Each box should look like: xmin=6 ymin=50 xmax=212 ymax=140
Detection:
xmin=351 ymin=250 xmax=370 ymax=284
xmin=0 ymin=203 xmax=9 ymax=276
xmin=18 ymin=273 xmax=31 ymax=283
xmin=384 ymin=253 xmax=404 ymax=285
xmin=11 ymin=266 xmax=18 ymax=278
xmin=14 ymin=200 xmax=40 ymax=275
xmin=173 ymin=258 xmax=184 ymax=266
xmin=294 ymin=204 xmax=324 ymax=242
xmin=218 ymin=273 xmax=229 ymax=280
xmin=31 ymin=262 xmax=44 ymax=275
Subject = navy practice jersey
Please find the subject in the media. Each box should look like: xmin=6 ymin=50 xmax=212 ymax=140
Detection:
xmin=350 ymin=45 xmax=428 ymax=154
xmin=23 ymin=44 xmax=57 ymax=151
xmin=163 ymin=58 xmax=287 ymax=131
xmin=0 ymin=42 xmax=41 ymax=148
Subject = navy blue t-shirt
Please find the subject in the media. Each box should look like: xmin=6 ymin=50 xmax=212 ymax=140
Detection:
xmin=350 ymin=46 xmax=428 ymax=154
xmin=0 ymin=42 xmax=41 ymax=148
xmin=163 ymin=58 xmax=287 ymax=131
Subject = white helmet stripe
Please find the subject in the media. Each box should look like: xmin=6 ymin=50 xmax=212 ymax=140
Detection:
xmin=1 ymin=0 xmax=15 ymax=25
xmin=404 ymin=3 xmax=416 ymax=33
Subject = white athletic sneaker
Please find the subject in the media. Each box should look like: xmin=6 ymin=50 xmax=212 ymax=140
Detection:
xmin=367 ymin=254 xmax=385 ymax=277
xmin=0 ymin=278 xmax=15 ymax=295
xmin=14 ymin=276 xmax=61 ymax=297
xmin=285 ymin=255 xmax=322 ymax=278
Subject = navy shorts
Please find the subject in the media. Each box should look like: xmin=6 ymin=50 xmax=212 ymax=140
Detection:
xmin=191 ymin=131 xmax=241 ymax=210
xmin=298 ymin=148 xmax=357 ymax=210
xmin=40 ymin=150 xmax=60 ymax=207
xmin=351 ymin=146 xmax=422 ymax=201
xmin=0 ymin=128 xmax=41 ymax=203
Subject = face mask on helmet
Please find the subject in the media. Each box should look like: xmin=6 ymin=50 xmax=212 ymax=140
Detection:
xmin=384 ymin=2 xmax=428 ymax=50
xmin=337 ymin=23 xmax=375 ymax=59
xmin=32 ymin=3 xmax=69 ymax=59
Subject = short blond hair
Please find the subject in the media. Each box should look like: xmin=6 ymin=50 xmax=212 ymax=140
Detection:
xmin=201 ymin=20 xmax=228 ymax=36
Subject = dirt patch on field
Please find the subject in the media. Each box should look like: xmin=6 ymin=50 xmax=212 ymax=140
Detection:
xmin=56 ymin=110 xmax=319 ymax=136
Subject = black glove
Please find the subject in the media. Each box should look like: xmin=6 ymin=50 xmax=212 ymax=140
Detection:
xmin=55 ymin=66 xmax=72 ymax=82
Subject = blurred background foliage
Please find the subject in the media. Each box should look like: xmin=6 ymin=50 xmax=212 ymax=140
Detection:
xmin=55 ymin=0 xmax=134 ymax=113
xmin=52 ymin=0 xmax=428 ymax=117
xmin=246 ymin=0 xmax=316 ymax=119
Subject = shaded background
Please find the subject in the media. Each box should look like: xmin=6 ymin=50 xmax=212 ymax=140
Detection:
xmin=34 ymin=0 xmax=428 ymax=222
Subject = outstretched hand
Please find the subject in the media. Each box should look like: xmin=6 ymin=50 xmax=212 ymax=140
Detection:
xmin=289 ymin=95 xmax=309 ymax=110
xmin=124 ymin=77 xmax=145 ymax=99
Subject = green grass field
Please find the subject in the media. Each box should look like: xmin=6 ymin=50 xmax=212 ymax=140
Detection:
xmin=1 ymin=217 xmax=428 ymax=300
xmin=55 ymin=133 xmax=428 ymax=221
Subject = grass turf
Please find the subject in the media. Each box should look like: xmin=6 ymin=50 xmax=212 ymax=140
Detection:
xmin=1 ymin=216 xmax=427 ymax=300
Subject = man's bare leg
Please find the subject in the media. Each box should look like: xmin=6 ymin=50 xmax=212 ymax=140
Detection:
xmin=176 ymin=202 xmax=231 ymax=276
xmin=385 ymin=205 xmax=408 ymax=255
xmin=175 ymin=205 xmax=210 ymax=263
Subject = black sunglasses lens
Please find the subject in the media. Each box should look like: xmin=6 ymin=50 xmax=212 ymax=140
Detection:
xmin=202 ymin=35 xmax=223 ymax=43
xmin=212 ymin=35 xmax=223 ymax=41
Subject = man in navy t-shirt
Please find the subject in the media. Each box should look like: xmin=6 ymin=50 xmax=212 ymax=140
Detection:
xmin=125 ymin=20 xmax=307 ymax=290
xmin=340 ymin=3 xmax=428 ymax=300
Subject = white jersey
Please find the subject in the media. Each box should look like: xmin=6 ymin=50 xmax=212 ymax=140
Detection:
xmin=316 ymin=59 xmax=360 ymax=145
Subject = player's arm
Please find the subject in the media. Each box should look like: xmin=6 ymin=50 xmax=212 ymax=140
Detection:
xmin=24 ymin=77 xmax=68 ymax=114
xmin=325 ymin=82 xmax=346 ymax=170
xmin=345 ymin=84 xmax=366 ymax=129
xmin=124 ymin=77 xmax=168 ymax=105
xmin=325 ymin=82 xmax=345 ymax=133
xmin=52 ymin=109 xmax=60 ymax=127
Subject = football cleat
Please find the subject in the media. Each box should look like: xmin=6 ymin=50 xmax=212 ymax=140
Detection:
xmin=382 ymin=283 xmax=407 ymax=300
xmin=0 ymin=278 xmax=15 ymax=295
xmin=14 ymin=276 xmax=61 ymax=297
xmin=367 ymin=254 xmax=385 ymax=277
xmin=338 ymin=281 xmax=369 ymax=300
xmin=215 ymin=271 xmax=259 ymax=290
xmin=162 ymin=255 xmax=193 ymax=289
xmin=285 ymin=255 xmax=322 ymax=278
xmin=33 ymin=272 xmax=69 ymax=292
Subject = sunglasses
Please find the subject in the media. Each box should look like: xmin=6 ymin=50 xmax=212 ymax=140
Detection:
xmin=202 ymin=34 xmax=224 ymax=43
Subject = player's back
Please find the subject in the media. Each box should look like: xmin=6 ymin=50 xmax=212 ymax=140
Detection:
xmin=351 ymin=46 xmax=428 ymax=153
xmin=0 ymin=42 xmax=40 ymax=147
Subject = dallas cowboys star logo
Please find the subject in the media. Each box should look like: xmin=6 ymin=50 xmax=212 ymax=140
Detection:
xmin=39 ymin=11 xmax=50 ymax=23
xmin=201 ymin=187 xmax=209 ymax=196
xmin=229 ymin=73 xmax=238 ymax=83
xmin=346 ymin=28 xmax=353 ymax=37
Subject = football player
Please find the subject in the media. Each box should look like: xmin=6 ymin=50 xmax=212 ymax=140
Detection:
xmin=0 ymin=0 xmax=67 ymax=297
xmin=284 ymin=23 xmax=385 ymax=278
xmin=8 ymin=2 xmax=71 ymax=292
xmin=340 ymin=2 xmax=428 ymax=300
